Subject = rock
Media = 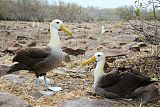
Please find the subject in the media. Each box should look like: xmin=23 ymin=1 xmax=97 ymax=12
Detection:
xmin=128 ymin=42 xmax=147 ymax=52
xmin=141 ymin=49 xmax=150 ymax=53
xmin=4 ymin=42 xmax=23 ymax=53
xmin=62 ymin=47 xmax=85 ymax=56
xmin=122 ymin=42 xmax=137 ymax=50
xmin=64 ymin=37 xmax=74 ymax=40
xmin=58 ymin=97 xmax=114 ymax=107
xmin=122 ymin=42 xmax=147 ymax=52
xmin=134 ymin=37 xmax=143 ymax=42
xmin=130 ymin=46 xmax=140 ymax=52
xmin=16 ymin=36 xmax=33 ymax=45
xmin=6 ymin=46 xmax=21 ymax=53
xmin=0 ymin=92 xmax=30 ymax=107
xmin=18 ymin=40 xmax=26 ymax=44
xmin=119 ymin=42 xmax=127 ymax=46
xmin=109 ymin=43 xmax=122 ymax=49
xmin=52 ymin=68 xmax=67 ymax=75
xmin=88 ymin=37 xmax=97 ymax=40
xmin=114 ymin=34 xmax=137 ymax=42
xmin=84 ymin=26 xmax=91 ymax=29
xmin=104 ymin=49 xmax=129 ymax=57
xmin=78 ymin=67 xmax=88 ymax=73
xmin=29 ymin=92 xmax=44 ymax=99
xmin=27 ymin=41 xmax=37 ymax=47
xmin=138 ymin=42 xmax=147 ymax=48
xmin=3 ymin=74 xmax=30 ymax=85
xmin=16 ymin=36 xmax=29 ymax=41
xmin=109 ymin=46 xmax=122 ymax=49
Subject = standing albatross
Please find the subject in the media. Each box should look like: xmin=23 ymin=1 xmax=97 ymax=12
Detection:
xmin=7 ymin=19 xmax=72 ymax=95
xmin=81 ymin=52 xmax=157 ymax=99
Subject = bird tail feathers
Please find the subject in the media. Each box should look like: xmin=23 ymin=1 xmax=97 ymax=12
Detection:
xmin=7 ymin=63 xmax=30 ymax=74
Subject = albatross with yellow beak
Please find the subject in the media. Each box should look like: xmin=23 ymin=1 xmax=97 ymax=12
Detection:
xmin=7 ymin=19 xmax=72 ymax=95
xmin=81 ymin=52 xmax=157 ymax=99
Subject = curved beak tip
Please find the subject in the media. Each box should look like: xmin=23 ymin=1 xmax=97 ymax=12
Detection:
xmin=60 ymin=24 xmax=73 ymax=36
xmin=80 ymin=56 xmax=96 ymax=67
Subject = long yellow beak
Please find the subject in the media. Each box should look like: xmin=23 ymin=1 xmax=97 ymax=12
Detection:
xmin=60 ymin=24 xmax=72 ymax=36
xmin=80 ymin=56 xmax=96 ymax=66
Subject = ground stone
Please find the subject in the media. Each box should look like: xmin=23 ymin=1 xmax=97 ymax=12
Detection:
xmin=58 ymin=97 xmax=114 ymax=107
xmin=3 ymin=74 xmax=30 ymax=85
xmin=0 ymin=92 xmax=30 ymax=107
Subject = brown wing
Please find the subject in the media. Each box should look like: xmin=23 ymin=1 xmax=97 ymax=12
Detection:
xmin=23 ymin=47 xmax=49 ymax=58
xmin=102 ymin=71 xmax=152 ymax=96
xmin=97 ymin=70 xmax=120 ymax=88
xmin=95 ymin=68 xmax=154 ymax=98
xmin=121 ymin=72 xmax=152 ymax=93
xmin=12 ymin=47 xmax=50 ymax=68
xmin=94 ymin=70 xmax=121 ymax=98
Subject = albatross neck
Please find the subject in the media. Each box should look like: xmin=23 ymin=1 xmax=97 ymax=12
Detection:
xmin=48 ymin=26 xmax=61 ymax=49
xmin=94 ymin=59 xmax=105 ymax=83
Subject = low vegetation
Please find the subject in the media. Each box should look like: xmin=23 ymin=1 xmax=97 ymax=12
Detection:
xmin=0 ymin=0 xmax=159 ymax=22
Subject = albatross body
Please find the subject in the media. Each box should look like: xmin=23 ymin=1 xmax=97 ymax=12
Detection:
xmin=81 ymin=52 xmax=157 ymax=99
xmin=10 ymin=47 xmax=62 ymax=77
xmin=7 ymin=19 xmax=72 ymax=95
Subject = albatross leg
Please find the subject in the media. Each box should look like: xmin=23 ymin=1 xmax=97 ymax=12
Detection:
xmin=44 ymin=76 xmax=62 ymax=92
xmin=35 ymin=77 xmax=54 ymax=95
xmin=35 ymin=78 xmax=42 ymax=92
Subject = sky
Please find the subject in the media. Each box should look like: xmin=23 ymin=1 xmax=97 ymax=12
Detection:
xmin=49 ymin=0 xmax=134 ymax=9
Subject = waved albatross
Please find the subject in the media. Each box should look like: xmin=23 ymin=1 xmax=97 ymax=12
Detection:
xmin=7 ymin=19 xmax=72 ymax=95
xmin=81 ymin=52 xmax=157 ymax=99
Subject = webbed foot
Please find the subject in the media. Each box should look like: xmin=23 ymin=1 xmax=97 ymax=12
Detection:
xmin=48 ymin=86 xmax=62 ymax=92
xmin=39 ymin=90 xmax=55 ymax=96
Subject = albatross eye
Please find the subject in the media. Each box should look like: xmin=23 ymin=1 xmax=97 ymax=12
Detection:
xmin=97 ymin=55 xmax=100 ymax=57
xmin=56 ymin=22 xmax=59 ymax=24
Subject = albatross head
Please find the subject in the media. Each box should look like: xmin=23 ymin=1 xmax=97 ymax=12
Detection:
xmin=81 ymin=52 xmax=105 ymax=66
xmin=50 ymin=19 xmax=72 ymax=36
xmin=81 ymin=52 xmax=105 ymax=86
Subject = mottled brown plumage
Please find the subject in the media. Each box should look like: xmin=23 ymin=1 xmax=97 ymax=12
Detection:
xmin=8 ymin=47 xmax=62 ymax=77
xmin=94 ymin=69 xmax=156 ymax=99
xmin=81 ymin=52 xmax=158 ymax=99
